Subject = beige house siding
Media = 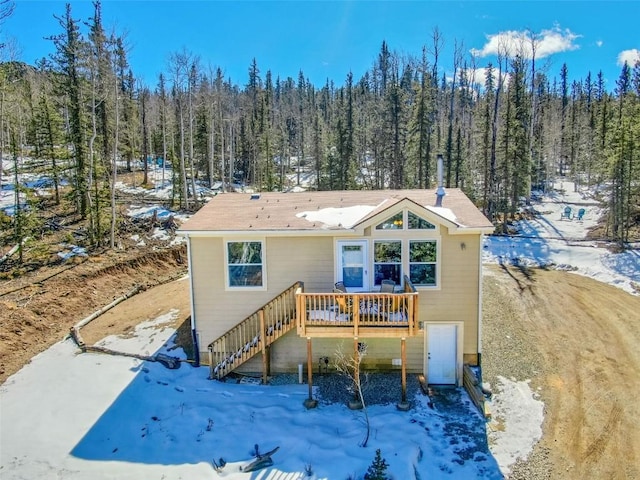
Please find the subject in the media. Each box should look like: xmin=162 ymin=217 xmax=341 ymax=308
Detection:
xmin=189 ymin=223 xmax=482 ymax=372
xmin=191 ymin=235 xmax=334 ymax=350
xmin=418 ymin=231 xmax=481 ymax=357
xmin=236 ymin=332 xmax=425 ymax=374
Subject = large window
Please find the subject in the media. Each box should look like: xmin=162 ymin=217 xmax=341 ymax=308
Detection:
xmin=227 ymin=241 xmax=264 ymax=287
xmin=373 ymin=240 xmax=402 ymax=286
xmin=409 ymin=240 xmax=437 ymax=286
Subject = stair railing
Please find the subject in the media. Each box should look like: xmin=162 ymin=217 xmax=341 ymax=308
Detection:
xmin=207 ymin=281 xmax=303 ymax=379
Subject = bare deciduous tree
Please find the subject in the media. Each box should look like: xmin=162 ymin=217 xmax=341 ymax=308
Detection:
xmin=334 ymin=342 xmax=370 ymax=447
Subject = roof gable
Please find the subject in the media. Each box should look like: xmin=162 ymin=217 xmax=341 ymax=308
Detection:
xmin=354 ymin=197 xmax=457 ymax=231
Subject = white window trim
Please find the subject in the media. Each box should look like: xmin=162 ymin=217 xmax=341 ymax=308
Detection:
xmin=224 ymin=238 xmax=267 ymax=291
xmin=408 ymin=238 xmax=441 ymax=290
xmin=373 ymin=238 xmax=403 ymax=287
xmin=335 ymin=239 xmax=369 ymax=292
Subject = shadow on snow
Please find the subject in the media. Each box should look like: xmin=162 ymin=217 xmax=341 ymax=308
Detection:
xmin=70 ymin=336 xmax=502 ymax=478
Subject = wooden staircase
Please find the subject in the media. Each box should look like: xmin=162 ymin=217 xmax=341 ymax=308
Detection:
xmin=207 ymin=281 xmax=303 ymax=380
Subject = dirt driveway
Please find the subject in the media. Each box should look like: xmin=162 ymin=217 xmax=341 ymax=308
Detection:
xmin=482 ymin=265 xmax=640 ymax=479
xmin=79 ymin=275 xmax=191 ymax=347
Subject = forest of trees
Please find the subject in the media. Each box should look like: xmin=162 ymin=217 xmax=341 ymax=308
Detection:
xmin=1 ymin=1 xmax=639 ymax=251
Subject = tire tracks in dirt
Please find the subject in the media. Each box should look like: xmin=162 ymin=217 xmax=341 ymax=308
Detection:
xmin=483 ymin=265 xmax=640 ymax=479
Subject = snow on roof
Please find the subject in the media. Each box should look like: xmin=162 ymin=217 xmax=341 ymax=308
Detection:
xmin=296 ymin=204 xmax=379 ymax=228
xmin=425 ymin=205 xmax=460 ymax=226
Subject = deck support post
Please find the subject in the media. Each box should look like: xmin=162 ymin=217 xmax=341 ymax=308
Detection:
xmin=208 ymin=347 xmax=214 ymax=379
xmin=354 ymin=336 xmax=360 ymax=390
xmin=304 ymin=337 xmax=317 ymax=408
xmin=397 ymin=337 xmax=411 ymax=411
xmin=259 ymin=309 xmax=269 ymax=385
xmin=264 ymin=345 xmax=271 ymax=382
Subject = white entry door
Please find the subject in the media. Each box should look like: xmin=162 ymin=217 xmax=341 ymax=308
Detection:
xmin=336 ymin=240 xmax=368 ymax=292
xmin=426 ymin=324 xmax=458 ymax=384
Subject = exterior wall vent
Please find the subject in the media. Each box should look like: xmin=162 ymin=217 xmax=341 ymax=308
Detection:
xmin=250 ymin=193 xmax=261 ymax=200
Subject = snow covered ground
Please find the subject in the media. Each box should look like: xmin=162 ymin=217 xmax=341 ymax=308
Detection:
xmin=1 ymin=320 xmax=516 ymax=480
xmin=483 ymin=180 xmax=639 ymax=295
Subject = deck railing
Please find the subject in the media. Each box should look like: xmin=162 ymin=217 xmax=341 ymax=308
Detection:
xmin=207 ymin=281 xmax=302 ymax=379
xmin=296 ymin=277 xmax=419 ymax=338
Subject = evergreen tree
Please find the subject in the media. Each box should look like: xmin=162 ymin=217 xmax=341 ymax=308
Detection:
xmin=32 ymin=85 xmax=64 ymax=204
xmin=506 ymin=55 xmax=531 ymax=212
xmin=408 ymin=46 xmax=434 ymax=188
xmin=364 ymin=449 xmax=389 ymax=480
xmin=608 ymin=62 xmax=635 ymax=244
xmin=50 ymin=3 xmax=89 ymax=217
xmin=4 ymin=28 xmax=640 ymax=245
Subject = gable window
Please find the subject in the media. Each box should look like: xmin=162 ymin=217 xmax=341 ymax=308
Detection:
xmin=409 ymin=240 xmax=437 ymax=286
xmin=373 ymin=240 xmax=402 ymax=286
xmin=375 ymin=212 xmax=403 ymax=230
xmin=376 ymin=211 xmax=437 ymax=231
xmin=227 ymin=241 xmax=264 ymax=287
xmin=408 ymin=211 xmax=436 ymax=230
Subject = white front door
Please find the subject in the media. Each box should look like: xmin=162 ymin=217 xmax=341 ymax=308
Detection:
xmin=336 ymin=240 xmax=368 ymax=292
xmin=426 ymin=324 xmax=458 ymax=384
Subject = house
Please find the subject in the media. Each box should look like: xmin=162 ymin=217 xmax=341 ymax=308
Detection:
xmin=177 ymin=185 xmax=494 ymax=397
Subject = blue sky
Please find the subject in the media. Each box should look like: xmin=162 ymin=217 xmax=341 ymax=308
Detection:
xmin=2 ymin=1 xmax=639 ymax=89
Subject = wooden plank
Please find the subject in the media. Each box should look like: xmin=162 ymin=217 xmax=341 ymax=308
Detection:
xmin=463 ymin=365 xmax=490 ymax=418
xmin=260 ymin=309 xmax=267 ymax=384
xmin=400 ymin=338 xmax=407 ymax=403
xmin=307 ymin=338 xmax=313 ymax=400
xmin=417 ymin=374 xmax=429 ymax=395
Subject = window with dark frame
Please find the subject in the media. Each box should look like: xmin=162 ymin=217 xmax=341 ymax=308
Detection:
xmin=227 ymin=241 xmax=263 ymax=287
xmin=408 ymin=211 xmax=436 ymax=229
xmin=409 ymin=240 xmax=437 ymax=286
xmin=373 ymin=240 xmax=402 ymax=286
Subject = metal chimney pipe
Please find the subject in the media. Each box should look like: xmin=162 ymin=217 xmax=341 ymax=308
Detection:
xmin=436 ymin=154 xmax=446 ymax=206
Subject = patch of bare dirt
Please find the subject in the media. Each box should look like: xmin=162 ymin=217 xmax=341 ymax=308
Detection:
xmin=79 ymin=275 xmax=191 ymax=347
xmin=483 ymin=265 xmax=640 ymax=479
xmin=0 ymin=245 xmax=188 ymax=384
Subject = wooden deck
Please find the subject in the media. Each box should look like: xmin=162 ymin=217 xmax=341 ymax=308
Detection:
xmin=296 ymin=278 xmax=419 ymax=338
xmin=205 ymin=278 xmax=420 ymax=381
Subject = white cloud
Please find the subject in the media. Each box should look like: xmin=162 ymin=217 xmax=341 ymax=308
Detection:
xmin=470 ymin=27 xmax=580 ymax=60
xmin=617 ymin=49 xmax=640 ymax=67
xmin=469 ymin=66 xmax=491 ymax=86
xmin=464 ymin=66 xmax=511 ymax=90
xmin=596 ymin=40 xmax=603 ymax=48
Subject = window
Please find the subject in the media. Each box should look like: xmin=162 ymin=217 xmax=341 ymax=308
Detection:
xmin=374 ymin=240 xmax=402 ymax=286
xmin=408 ymin=211 xmax=436 ymax=230
xmin=375 ymin=212 xmax=403 ymax=230
xmin=227 ymin=241 xmax=264 ymax=287
xmin=409 ymin=240 xmax=437 ymax=286
xmin=376 ymin=211 xmax=436 ymax=230
xmin=340 ymin=242 xmax=367 ymax=289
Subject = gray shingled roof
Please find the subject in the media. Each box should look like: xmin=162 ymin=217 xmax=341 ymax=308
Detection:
xmin=178 ymin=189 xmax=494 ymax=233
